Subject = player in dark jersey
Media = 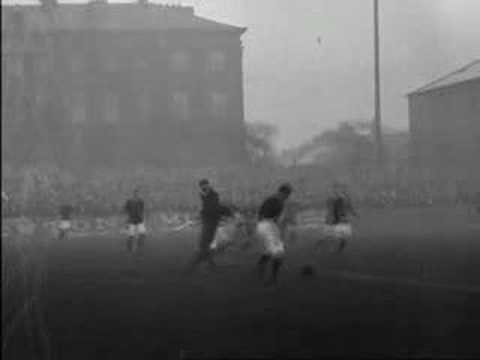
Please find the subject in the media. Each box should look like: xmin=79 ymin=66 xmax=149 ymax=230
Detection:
xmin=475 ymin=192 xmax=480 ymax=215
xmin=124 ymin=189 xmax=146 ymax=254
xmin=58 ymin=202 xmax=74 ymax=241
xmin=186 ymin=179 xmax=232 ymax=273
xmin=324 ymin=182 xmax=357 ymax=253
xmin=255 ymin=183 xmax=293 ymax=286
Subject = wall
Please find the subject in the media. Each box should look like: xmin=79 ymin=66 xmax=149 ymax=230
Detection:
xmin=409 ymin=79 xmax=480 ymax=179
xmin=2 ymin=24 xmax=248 ymax=170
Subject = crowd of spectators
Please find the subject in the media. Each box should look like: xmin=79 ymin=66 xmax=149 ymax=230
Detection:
xmin=2 ymin=166 xmax=479 ymax=219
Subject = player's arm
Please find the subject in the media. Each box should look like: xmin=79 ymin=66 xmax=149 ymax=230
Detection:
xmin=123 ymin=200 xmax=130 ymax=223
xmin=141 ymin=200 xmax=147 ymax=223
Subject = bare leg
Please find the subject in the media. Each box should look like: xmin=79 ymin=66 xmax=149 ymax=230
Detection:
xmin=265 ymin=257 xmax=283 ymax=286
xmin=256 ymin=254 xmax=271 ymax=279
xmin=126 ymin=237 xmax=134 ymax=253
xmin=186 ymin=247 xmax=214 ymax=274
xmin=137 ymin=234 xmax=146 ymax=255
xmin=186 ymin=222 xmax=218 ymax=274
xmin=336 ymin=237 xmax=347 ymax=253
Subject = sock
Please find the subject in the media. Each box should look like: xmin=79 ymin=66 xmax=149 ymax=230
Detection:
xmin=270 ymin=258 xmax=283 ymax=283
xmin=126 ymin=237 xmax=133 ymax=253
xmin=257 ymin=254 xmax=271 ymax=277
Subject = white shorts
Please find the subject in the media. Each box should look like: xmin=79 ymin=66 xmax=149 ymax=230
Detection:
xmin=210 ymin=217 xmax=241 ymax=251
xmin=128 ymin=223 xmax=146 ymax=237
xmin=59 ymin=220 xmax=72 ymax=231
xmin=324 ymin=223 xmax=353 ymax=239
xmin=256 ymin=220 xmax=285 ymax=257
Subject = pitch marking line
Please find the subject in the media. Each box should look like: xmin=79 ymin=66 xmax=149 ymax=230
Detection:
xmin=320 ymin=270 xmax=480 ymax=294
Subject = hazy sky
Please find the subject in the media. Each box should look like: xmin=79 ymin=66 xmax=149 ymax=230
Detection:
xmin=4 ymin=0 xmax=480 ymax=149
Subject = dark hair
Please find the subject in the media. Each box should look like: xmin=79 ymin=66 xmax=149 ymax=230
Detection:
xmin=278 ymin=183 xmax=293 ymax=195
xmin=199 ymin=179 xmax=210 ymax=186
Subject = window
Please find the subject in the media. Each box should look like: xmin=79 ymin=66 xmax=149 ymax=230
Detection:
xmin=158 ymin=36 xmax=167 ymax=49
xmin=138 ymin=90 xmax=151 ymax=123
xmin=72 ymin=93 xmax=87 ymax=124
xmin=104 ymin=53 xmax=120 ymax=72
xmin=104 ymin=92 xmax=119 ymax=124
xmin=35 ymin=56 xmax=49 ymax=75
xmin=209 ymin=92 xmax=227 ymax=119
xmin=171 ymin=91 xmax=189 ymax=121
xmin=208 ymin=50 xmax=226 ymax=72
xmin=169 ymin=51 xmax=190 ymax=72
xmin=71 ymin=56 xmax=83 ymax=73
xmin=436 ymin=143 xmax=453 ymax=162
xmin=31 ymin=32 xmax=44 ymax=48
xmin=11 ymin=58 xmax=24 ymax=77
xmin=133 ymin=57 xmax=149 ymax=70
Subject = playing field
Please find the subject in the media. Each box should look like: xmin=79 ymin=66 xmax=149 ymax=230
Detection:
xmin=8 ymin=207 xmax=480 ymax=359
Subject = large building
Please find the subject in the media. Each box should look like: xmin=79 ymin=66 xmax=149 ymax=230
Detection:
xmin=1 ymin=1 xmax=247 ymax=170
xmin=408 ymin=60 xmax=480 ymax=180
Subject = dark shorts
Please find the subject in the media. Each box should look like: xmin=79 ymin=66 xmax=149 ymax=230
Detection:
xmin=199 ymin=221 xmax=219 ymax=250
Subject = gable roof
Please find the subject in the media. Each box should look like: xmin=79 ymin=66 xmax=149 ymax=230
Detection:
xmin=408 ymin=60 xmax=480 ymax=95
xmin=1 ymin=3 xmax=246 ymax=34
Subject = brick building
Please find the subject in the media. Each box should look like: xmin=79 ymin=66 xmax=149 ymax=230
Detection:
xmin=1 ymin=1 xmax=247 ymax=170
xmin=408 ymin=60 xmax=480 ymax=180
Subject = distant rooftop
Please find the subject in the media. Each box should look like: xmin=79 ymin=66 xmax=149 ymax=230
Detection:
xmin=1 ymin=2 xmax=246 ymax=34
xmin=409 ymin=60 xmax=480 ymax=95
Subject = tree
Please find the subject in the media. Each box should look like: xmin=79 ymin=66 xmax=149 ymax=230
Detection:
xmin=284 ymin=121 xmax=375 ymax=172
xmin=245 ymin=122 xmax=278 ymax=164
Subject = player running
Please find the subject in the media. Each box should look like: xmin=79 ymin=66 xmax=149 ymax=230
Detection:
xmin=124 ymin=189 xmax=147 ymax=255
xmin=323 ymin=182 xmax=357 ymax=253
xmin=58 ymin=201 xmax=74 ymax=241
xmin=255 ymin=183 xmax=293 ymax=286
xmin=186 ymin=179 xmax=232 ymax=273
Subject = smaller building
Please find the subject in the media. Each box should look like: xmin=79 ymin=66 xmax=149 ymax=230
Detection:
xmin=408 ymin=60 xmax=480 ymax=180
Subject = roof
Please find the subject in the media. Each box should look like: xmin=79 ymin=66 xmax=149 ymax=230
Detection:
xmin=408 ymin=60 xmax=480 ymax=95
xmin=1 ymin=3 xmax=246 ymax=34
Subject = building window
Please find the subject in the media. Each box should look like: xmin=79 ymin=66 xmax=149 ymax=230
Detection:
xmin=104 ymin=92 xmax=119 ymax=124
xmin=138 ymin=90 xmax=151 ymax=123
xmin=171 ymin=91 xmax=189 ymax=121
xmin=209 ymin=92 xmax=228 ymax=119
xmin=158 ymin=36 xmax=167 ymax=49
xmin=104 ymin=53 xmax=120 ymax=72
xmin=134 ymin=57 xmax=149 ymax=70
xmin=436 ymin=143 xmax=453 ymax=162
xmin=31 ymin=32 xmax=44 ymax=48
xmin=72 ymin=92 xmax=87 ymax=124
xmin=169 ymin=51 xmax=190 ymax=72
xmin=71 ymin=56 xmax=83 ymax=73
xmin=11 ymin=58 xmax=24 ymax=77
xmin=36 ymin=57 xmax=49 ymax=75
xmin=208 ymin=50 xmax=226 ymax=72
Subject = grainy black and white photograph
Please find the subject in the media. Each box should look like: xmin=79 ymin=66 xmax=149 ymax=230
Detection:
xmin=1 ymin=0 xmax=480 ymax=359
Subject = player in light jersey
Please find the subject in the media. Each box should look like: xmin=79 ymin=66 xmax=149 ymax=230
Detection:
xmin=124 ymin=189 xmax=146 ymax=255
xmin=324 ymin=182 xmax=357 ymax=253
xmin=58 ymin=202 xmax=74 ymax=241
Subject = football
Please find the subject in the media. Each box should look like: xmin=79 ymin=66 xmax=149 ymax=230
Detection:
xmin=300 ymin=265 xmax=315 ymax=277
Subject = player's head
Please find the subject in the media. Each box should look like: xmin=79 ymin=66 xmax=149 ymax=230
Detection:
xmin=277 ymin=183 xmax=293 ymax=200
xmin=60 ymin=192 xmax=71 ymax=204
xmin=331 ymin=181 xmax=344 ymax=196
xmin=133 ymin=188 xmax=140 ymax=198
xmin=199 ymin=179 xmax=212 ymax=194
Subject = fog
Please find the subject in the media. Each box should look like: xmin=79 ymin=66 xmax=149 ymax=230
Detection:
xmin=3 ymin=2 xmax=480 ymax=358
xmin=4 ymin=0 xmax=480 ymax=149
xmin=189 ymin=0 xmax=480 ymax=149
